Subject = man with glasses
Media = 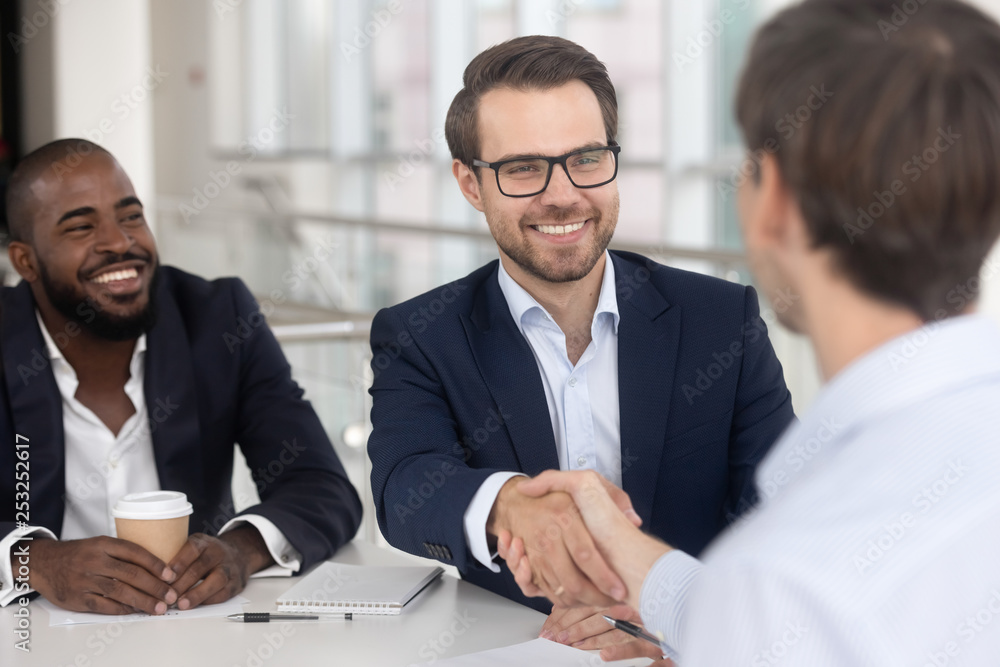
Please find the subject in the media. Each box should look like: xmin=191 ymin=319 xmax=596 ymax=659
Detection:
xmin=367 ymin=35 xmax=794 ymax=659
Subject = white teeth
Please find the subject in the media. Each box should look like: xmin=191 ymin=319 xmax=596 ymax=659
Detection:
xmin=92 ymin=268 xmax=139 ymax=284
xmin=535 ymin=221 xmax=586 ymax=235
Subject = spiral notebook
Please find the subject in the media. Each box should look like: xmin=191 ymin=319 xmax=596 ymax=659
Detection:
xmin=276 ymin=562 xmax=444 ymax=615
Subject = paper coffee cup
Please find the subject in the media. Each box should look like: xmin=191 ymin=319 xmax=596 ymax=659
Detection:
xmin=112 ymin=491 xmax=193 ymax=563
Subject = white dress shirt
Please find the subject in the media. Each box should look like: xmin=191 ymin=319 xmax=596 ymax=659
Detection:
xmin=0 ymin=314 xmax=301 ymax=606
xmin=640 ymin=314 xmax=1000 ymax=665
xmin=463 ymin=252 xmax=621 ymax=570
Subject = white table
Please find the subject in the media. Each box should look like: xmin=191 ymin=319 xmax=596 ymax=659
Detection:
xmin=0 ymin=540 xmax=652 ymax=666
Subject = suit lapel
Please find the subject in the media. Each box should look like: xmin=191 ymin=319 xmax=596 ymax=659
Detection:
xmin=145 ymin=275 xmax=205 ymax=509
xmin=2 ymin=283 xmax=66 ymax=533
xmin=461 ymin=265 xmax=559 ymax=475
xmin=612 ymin=253 xmax=680 ymax=525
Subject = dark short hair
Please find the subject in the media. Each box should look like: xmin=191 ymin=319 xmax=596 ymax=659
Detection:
xmin=445 ymin=35 xmax=618 ymax=169
xmin=736 ymin=0 xmax=1000 ymax=321
xmin=5 ymin=138 xmax=111 ymax=244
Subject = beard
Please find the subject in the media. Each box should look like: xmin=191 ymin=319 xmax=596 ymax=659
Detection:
xmin=38 ymin=255 xmax=159 ymax=342
xmin=486 ymin=193 xmax=619 ymax=284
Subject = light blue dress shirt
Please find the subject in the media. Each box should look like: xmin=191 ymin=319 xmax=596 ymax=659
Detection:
xmin=640 ymin=314 xmax=1000 ymax=665
xmin=463 ymin=252 xmax=622 ymax=571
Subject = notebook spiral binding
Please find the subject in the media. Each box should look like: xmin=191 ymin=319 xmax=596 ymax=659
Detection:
xmin=278 ymin=599 xmax=402 ymax=615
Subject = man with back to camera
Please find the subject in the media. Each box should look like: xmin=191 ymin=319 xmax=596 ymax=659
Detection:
xmin=0 ymin=139 xmax=363 ymax=614
xmin=500 ymin=0 xmax=1000 ymax=663
xmin=367 ymin=35 xmax=795 ymax=658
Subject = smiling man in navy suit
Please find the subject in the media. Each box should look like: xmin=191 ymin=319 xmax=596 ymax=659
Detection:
xmin=368 ymin=36 xmax=794 ymax=657
xmin=0 ymin=140 xmax=361 ymax=615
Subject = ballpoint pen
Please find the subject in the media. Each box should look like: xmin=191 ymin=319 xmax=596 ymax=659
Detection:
xmin=602 ymin=615 xmax=662 ymax=648
xmin=228 ymin=613 xmax=346 ymax=623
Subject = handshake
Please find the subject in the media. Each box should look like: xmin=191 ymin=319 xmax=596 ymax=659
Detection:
xmin=489 ymin=471 xmax=674 ymax=663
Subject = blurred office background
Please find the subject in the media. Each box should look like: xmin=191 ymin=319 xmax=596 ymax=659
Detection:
xmin=4 ymin=0 xmax=1000 ymax=544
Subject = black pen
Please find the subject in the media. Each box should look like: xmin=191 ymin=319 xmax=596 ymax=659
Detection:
xmin=228 ymin=613 xmax=323 ymax=623
xmin=603 ymin=615 xmax=662 ymax=648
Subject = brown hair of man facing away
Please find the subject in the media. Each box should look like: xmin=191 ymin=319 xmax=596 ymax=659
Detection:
xmin=736 ymin=0 xmax=1000 ymax=322
xmin=445 ymin=34 xmax=619 ymax=171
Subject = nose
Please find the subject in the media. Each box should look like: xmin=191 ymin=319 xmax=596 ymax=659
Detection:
xmin=94 ymin=217 xmax=134 ymax=255
xmin=538 ymin=163 xmax=581 ymax=208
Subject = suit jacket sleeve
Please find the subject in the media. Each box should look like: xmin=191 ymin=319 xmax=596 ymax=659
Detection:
xmin=227 ymin=279 xmax=362 ymax=570
xmin=367 ymin=307 xmax=505 ymax=572
xmin=726 ymin=285 xmax=796 ymax=521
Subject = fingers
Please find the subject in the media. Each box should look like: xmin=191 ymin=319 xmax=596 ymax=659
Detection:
xmin=96 ymin=553 xmax=178 ymax=613
xmin=540 ymin=605 xmax=599 ymax=640
xmin=90 ymin=573 xmax=172 ymax=616
xmin=557 ymin=515 xmax=626 ymax=604
xmin=105 ymin=538 xmax=176 ymax=584
xmin=168 ymin=534 xmax=247 ymax=610
xmin=598 ymin=477 xmax=642 ymax=527
xmin=511 ymin=552 xmax=545 ymax=598
xmin=177 ymin=566 xmax=234 ymax=610
xmin=496 ymin=529 xmax=512 ymax=561
xmin=599 ymin=634 xmax=667 ymax=662
xmin=170 ymin=533 xmax=221 ymax=609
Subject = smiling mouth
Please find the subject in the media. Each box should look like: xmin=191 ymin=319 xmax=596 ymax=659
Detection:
xmin=532 ymin=221 xmax=586 ymax=236
xmin=90 ymin=268 xmax=140 ymax=284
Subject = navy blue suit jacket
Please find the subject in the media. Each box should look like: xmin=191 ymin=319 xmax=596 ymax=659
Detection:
xmin=368 ymin=251 xmax=794 ymax=611
xmin=0 ymin=266 xmax=362 ymax=572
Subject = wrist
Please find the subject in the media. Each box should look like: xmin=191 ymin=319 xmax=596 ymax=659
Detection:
xmin=608 ymin=533 xmax=671 ymax=609
xmin=486 ymin=477 xmax=520 ymax=539
xmin=220 ymin=526 xmax=273 ymax=575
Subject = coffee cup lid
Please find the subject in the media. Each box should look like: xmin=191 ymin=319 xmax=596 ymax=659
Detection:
xmin=112 ymin=491 xmax=193 ymax=520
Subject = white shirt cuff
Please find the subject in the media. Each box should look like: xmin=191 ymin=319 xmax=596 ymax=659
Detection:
xmin=638 ymin=549 xmax=702 ymax=660
xmin=0 ymin=527 xmax=57 ymax=607
xmin=462 ymin=472 xmax=526 ymax=572
xmin=219 ymin=515 xmax=301 ymax=577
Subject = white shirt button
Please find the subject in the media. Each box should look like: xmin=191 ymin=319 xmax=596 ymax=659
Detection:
xmin=568 ymin=377 xmax=578 ymax=388
xmin=577 ymin=456 xmax=587 ymax=466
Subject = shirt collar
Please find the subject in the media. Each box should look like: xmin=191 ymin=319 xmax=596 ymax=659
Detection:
xmin=497 ymin=250 xmax=620 ymax=337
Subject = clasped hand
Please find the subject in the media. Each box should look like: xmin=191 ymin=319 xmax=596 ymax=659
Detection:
xmin=489 ymin=470 xmax=642 ymax=608
xmin=24 ymin=526 xmax=271 ymax=615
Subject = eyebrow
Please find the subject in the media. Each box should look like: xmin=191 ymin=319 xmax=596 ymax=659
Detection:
xmin=56 ymin=196 xmax=143 ymax=226
xmin=492 ymin=141 xmax=608 ymax=162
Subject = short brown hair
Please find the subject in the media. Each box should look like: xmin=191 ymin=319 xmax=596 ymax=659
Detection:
xmin=737 ymin=0 xmax=1000 ymax=321
xmin=445 ymin=35 xmax=618 ymax=169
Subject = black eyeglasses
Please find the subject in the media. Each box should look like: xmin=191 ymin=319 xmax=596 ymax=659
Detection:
xmin=472 ymin=144 xmax=621 ymax=198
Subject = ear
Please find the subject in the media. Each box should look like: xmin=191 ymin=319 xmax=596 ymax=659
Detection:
xmin=743 ymin=154 xmax=804 ymax=251
xmin=8 ymin=242 xmax=39 ymax=283
xmin=452 ymin=159 xmax=486 ymax=213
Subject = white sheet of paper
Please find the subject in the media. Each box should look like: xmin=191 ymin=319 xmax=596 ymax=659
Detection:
xmin=412 ymin=638 xmax=654 ymax=666
xmin=39 ymin=595 xmax=249 ymax=627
